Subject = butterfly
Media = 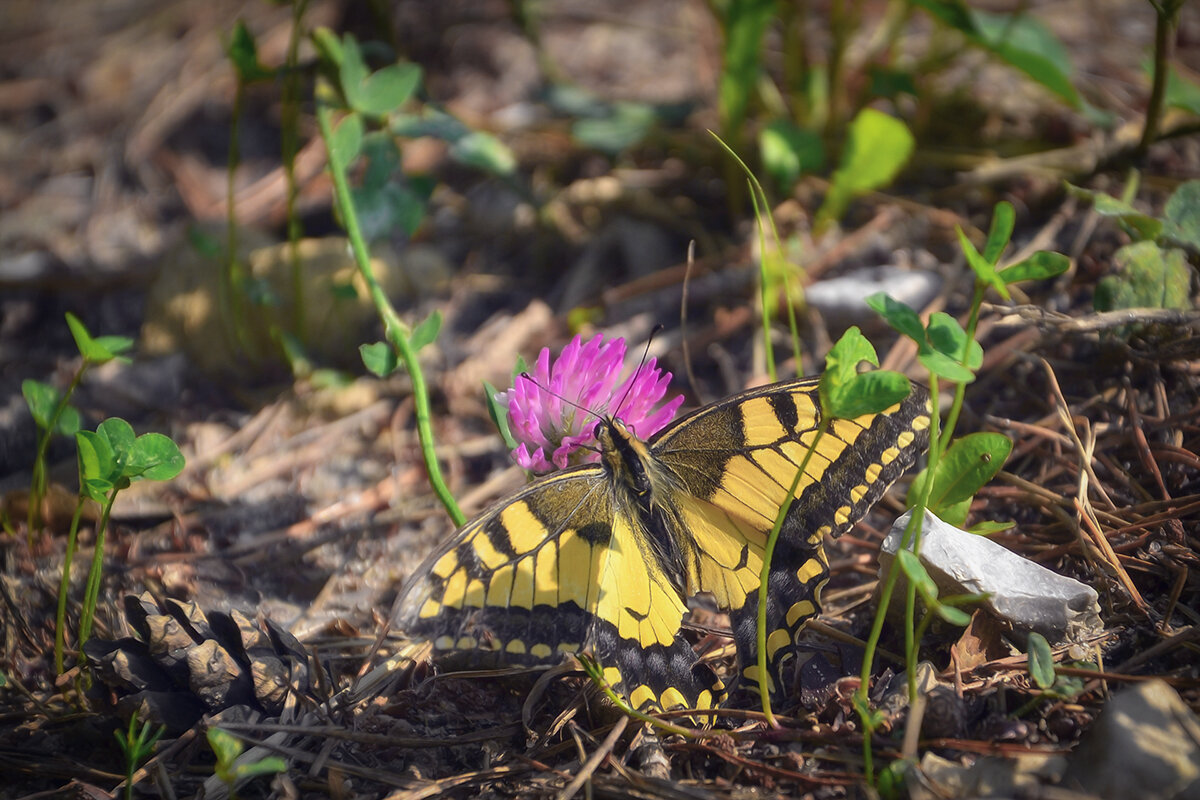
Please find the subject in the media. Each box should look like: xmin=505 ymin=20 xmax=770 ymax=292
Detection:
xmin=391 ymin=377 xmax=931 ymax=712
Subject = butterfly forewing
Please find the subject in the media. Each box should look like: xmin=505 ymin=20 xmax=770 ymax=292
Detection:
xmin=392 ymin=465 xmax=724 ymax=711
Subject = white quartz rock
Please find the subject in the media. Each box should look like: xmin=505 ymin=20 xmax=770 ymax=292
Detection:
xmin=879 ymin=510 xmax=1103 ymax=643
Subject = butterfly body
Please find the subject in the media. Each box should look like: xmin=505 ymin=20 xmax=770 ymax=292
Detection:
xmin=393 ymin=377 xmax=931 ymax=712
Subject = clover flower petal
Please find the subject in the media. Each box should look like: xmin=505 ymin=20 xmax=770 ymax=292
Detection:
xmin=496 ymin=334 xmax=683 ymax=473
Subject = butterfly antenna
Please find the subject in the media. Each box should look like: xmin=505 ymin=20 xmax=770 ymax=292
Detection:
xmin=518 ymin=372 xmax=601 ymax=426
xmin=613 ymin=325 xmax=662 ymax=423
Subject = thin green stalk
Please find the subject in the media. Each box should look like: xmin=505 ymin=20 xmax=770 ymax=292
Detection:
xmin=28 ymin=368 xmax=85 ymax=539
xmin=826 ymin=0 xmax=849 ymax=136
xmin=940 ymin=281 xmax=985 ymax=449
xmin=781 ymin=0 xmax=810 ymax=126
xmin=282 ymin=0 xmax=310 ymax=343
xmin=315 ymin=100 xmax=465 ymax=527
xmin=857 ymin=380 xmax=941 ymax=782
xmin=756 ymin=417 xmax=830 ymax=726
xmin=54 ymin=499 xmax=89 ymax=673
xmin=77 ymin=491 xmax=117 ymax=648
xmin=747 ymin=184 xmax=778 ymax=381
xmin=1136 ymin=0 xmax=1183 ymax=160
xmin=223 ymin=79 xmax=250 ymax=357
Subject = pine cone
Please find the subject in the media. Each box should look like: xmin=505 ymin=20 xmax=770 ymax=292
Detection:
xmin=85 ymin=593 xmax=328 ymax=732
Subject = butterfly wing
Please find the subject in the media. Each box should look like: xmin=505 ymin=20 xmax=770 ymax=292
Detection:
xmin=392 ymin=466 xmax=724 ymax=712
xmin=650 ymin=378 xmax=931 ymax=697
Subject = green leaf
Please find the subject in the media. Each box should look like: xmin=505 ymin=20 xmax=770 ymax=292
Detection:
xmin=409 ymin=310 xmax=442 ymax=352
xmin=934 ymin=495 xmax=972 ymax=528
xmin=206 ymin=728 xmax=243 ymax=768
xmin=310 ymin=27 xmax=343 ymax=69
xmin=898 ymin=548 xmax=939 ymax=604
xmin=912 ymin=432 xmax=1012 ymax=510
xmin=449 ymin=131 xmax=517 ymax=176
xmin=97 ymin=416 xmax=134 ymax=451
xmin=1094 ymin=241 xmax=1192 ymax=314
xmin=360 ymin=342 xmax=399 ymax=377
xmin=339 ymin=34 xmax=421 ymax=117
xmin=56 ymin=406 xmax=82 ymax=437
xmin=817 ymin=109 xmax=914 ymax=226
xmin=75 ymin=431 xmax=110 ymax=487
xmin=1027 ymin=632 xmax=1056 ymax=689
xmin=484 ymin=381 xmax=518 ymax=453
xmin=94 ymin=335 xmax=135 ymax=359
xmin=22 ymin=379 xmax=59 ymax=430
xmin=1162 ymin=180 xmax=1200 ymax=252
xmin=983 ymin=201 xmax=1015 ymax=264
xmin=926 ymin=312 xmax=983 ymax=370
xmin=968 ymin=519 xmax=1014 ymax=535
xmin=957 ymin=226 xmax=1009 ymax=299
xmin=351 ymin=133 xmax=428 ymax=240
xmin=1165 ymin=64 xmax=1200 ymax=115
xmin=931 ymin=601 xmax=972 ymax=626
xmin=233 ymin=758 xmax=288 ymax=779
xmin=865 ymin=292 xmax=925 ymax=343
xmin=759 ymin=119 xmax=825 ymax=190
xmin=867 ymin=65 xmax=919 ymax=101
xmin=66 ymin=312 xmax=101 ymax=363
xmin=999 ymin=251 xmax=1070 ymax=284
xmin=910 ymin=0 xmax=978 ymax=33
xmin=330 ymin=281 xmax=359 ymax=301
xmin=187 ymin=226 xmax=224 ymax=259
xmin=572 ymin=103 xmax=656 ymax=155
xmin=1065 ymin=183 xmax=1162 ymax=241
xmin=820 ymin=328 xmax=913 ymax=419
xmin=226 ymin=21 xmax=273 ymax=83
xmin=329 ymin=113 xmax=363 ymax=169
xmin=917 ymin=349 xmax=976 ymax=384
xmin=127 ymin=433 xmax=185 ymax=482
xmin=971 ymin=10 xmax=1080 ymax=108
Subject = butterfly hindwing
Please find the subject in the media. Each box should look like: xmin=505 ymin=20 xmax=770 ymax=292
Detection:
xmin=651 ymin=378 xmax=932 ymax=697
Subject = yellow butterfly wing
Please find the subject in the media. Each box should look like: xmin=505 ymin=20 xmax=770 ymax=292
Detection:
xmin=391 ymin=466 xmax=725 ymax=712
xmin=649 ymin=378 xmax=932 ymax=697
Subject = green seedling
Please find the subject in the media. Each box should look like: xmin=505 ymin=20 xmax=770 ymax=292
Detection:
xmin=815 ymin=108 xmax=915 ymax=234
xmin=1011 ymin=632 xmax=1086 ymax=717
xmin=207 ymin=727 xmax=287 ymax=800
xmin=222 ymin=21 xmax=276 ymax=358
xmin=757 ymin=327 xmax=912 ymax=726
xmin=853 ymin=200 xmax=1067 ymax=782
xmin=22 ymin=313 xmax=132 ymax=541
xmin=56 ymin=418 xmax=184 ymax=673
xmin=313 ymin=28 xmax=465 ymax=526
xmin=712 ymin=130 xmax=804 ymax=381
xmin=1068 ymin=178 xmax=1198 ymax=335
xmin=113 ymin=716 xmax=166 ymax=800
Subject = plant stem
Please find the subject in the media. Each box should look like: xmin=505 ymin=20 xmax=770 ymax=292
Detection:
xmin=1136 ymin=0 xmax=1183 ymax=160
xmin=856 ymin=380 xmax=940 ymax=782
xmin=315 ymin=99 xmax=465 ymax=527
xmin=54 ymin=498 xmax=89 ymax=673
xmin=756 ymin=417 xmax=830 ymax=726
xmin=940 ymin=281 xmax=985 ymax=448
xmin=223 ymin=78 xmax=250 ymax=359
xmin=282 ymin=0 xmax=310 ymax=344
xmin=78 ymin=490 xmax=118 ymax=648
xmin=28 ymin=366 xmax=86 ymax=540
